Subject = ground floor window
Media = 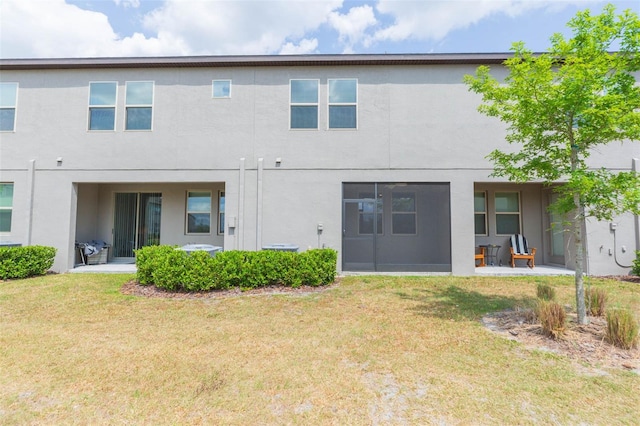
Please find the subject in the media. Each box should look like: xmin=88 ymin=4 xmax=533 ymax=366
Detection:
xmin=218 ymin=191 xmax=225 ymax=235
xmin=495 ymin=191 xmax=521 ymax=235
xmin=0 ymin=183 xmax=13 ymax=232
xmin=186 ymin=191 xmax=211 ymax=234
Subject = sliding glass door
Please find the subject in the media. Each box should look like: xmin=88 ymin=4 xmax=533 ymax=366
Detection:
xmin=113 ymin=192 xmax=161 ymax=258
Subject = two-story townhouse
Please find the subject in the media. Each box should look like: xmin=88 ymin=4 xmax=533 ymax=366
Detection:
xmin=0 ymin=54 xmax=638 ymax=275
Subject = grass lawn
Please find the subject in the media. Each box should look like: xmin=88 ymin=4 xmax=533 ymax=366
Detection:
xmin=1 ymin=274 xmax=639 ymax=424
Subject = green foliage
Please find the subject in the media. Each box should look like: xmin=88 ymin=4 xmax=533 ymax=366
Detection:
xmin=606 ymin=309 xmax=639 ymax=349
xmin=536 ymin=283 xmax=556 ymax=301
xmin=535 ymin=300 xmax=567 ymax=339
xmin=586 ymin=286 xmax=608 ymax=316
xmin=632 ymin=250 xmax=640 ymax=276
xmin=0 ymin=245 xmax=57 ymax=280
xmin=464 ymin=5 xmax=640 ymax=220
xmin=464 ymin=5 xmax=640 ymax=326
xmin=135 ymin=246 xmax=337 ymax=292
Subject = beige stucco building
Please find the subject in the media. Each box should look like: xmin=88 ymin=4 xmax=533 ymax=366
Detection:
xmin=0 ymin=54 xmax=638 ymax=274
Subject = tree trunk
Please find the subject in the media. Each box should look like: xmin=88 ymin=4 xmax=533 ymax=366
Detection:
xmin=573 ymin=197 xmax=588 ymax=325
xmin=571 ymin=146 xmax=588 ymax=325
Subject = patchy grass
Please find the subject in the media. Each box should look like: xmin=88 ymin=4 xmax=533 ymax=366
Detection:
xmin=1 ymin=274 xmax=639 ymax=425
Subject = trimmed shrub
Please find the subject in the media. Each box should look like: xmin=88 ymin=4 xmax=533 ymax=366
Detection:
xmin=535 ymin=300 xmax=566 ymax=339
xmin=632 ymin=250 xmax=640 ymax=276
xmin=606 ymin=309 xmax=639 ymax=350
xmin=536 ymin=283 xmax=556 ymax=301
xmin=135 ymin=246 xmax=337 ymax=292
xmin=0 ymin=245 xmax=57 ymax=280
xmin=135 ymin=245 xmax=175 ymax=285
xmin=586 ymin=287 xmax=608 ymax=317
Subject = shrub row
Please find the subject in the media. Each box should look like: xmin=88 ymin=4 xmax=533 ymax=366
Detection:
xmin=0 ymin=245 xmax=57 ymax=280
xmin=135 ymin=246 xmax=337 ymax=291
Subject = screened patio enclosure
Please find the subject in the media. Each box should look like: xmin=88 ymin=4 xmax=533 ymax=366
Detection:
xmin=342 ymin=183 xmax=452 ymax=272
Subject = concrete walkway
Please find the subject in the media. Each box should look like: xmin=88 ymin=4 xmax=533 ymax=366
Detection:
xmin=69 ymin=262 xmax=572 ymax=276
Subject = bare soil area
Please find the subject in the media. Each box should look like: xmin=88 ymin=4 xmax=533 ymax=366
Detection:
xmin=482 ymin=309 xmax=639 ymax=373
xmin=121 ymin=280 xmax=339 ymax=299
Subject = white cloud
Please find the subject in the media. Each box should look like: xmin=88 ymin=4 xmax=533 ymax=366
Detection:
xmin=0 ymin=0 xmax=120 ymax=58
xmin=1 ymin=0 xmax=627 ymax=58
xmin=139 ymin=0 xmax=343 ymax=55
xmin=0 ymin=0 xmax=345 ymax=58
xmin=114 ymin=0 xmax=141 ymax=8
xmin=371 ymin=0 xmax=602 ymax=44
xmin=279 ymin=38 xmax=319 ymax=55
xmin=328 ymin=5 xmax=377 ymax=53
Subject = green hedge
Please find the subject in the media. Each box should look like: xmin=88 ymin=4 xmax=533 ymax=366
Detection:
xmin=0 ymin=245 xmax=57 ymax=280
xmin=632 ymin=250 xmax=640 ymax=276
xmin=135 ymin=246 xmax=337 ymax=292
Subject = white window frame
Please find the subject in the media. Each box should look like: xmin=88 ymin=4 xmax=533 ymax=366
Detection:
xmin=125 ymin=81 xmax=154 ymax=131
xmin=212 ymin=80 xmax=232 ymax=99
xmin=328 ymin=78 xmax=357 ymax=130
xmin=391 ymin=191 xmax=417 ymax=236
xmin=289 ymin=79 xmax=319 ymax=130
xmin=218 ymin=190 xmax=225 ymax=235
xmin=185 ymin=190 xmax=212 ymax=235
xmin=474 ymin=191 xmax=488 ymax=236
xmin=494 ymin=191 xmax=521 ymax=236
xmin=88 ymin=81 xmax=117 ymax=131
xmin=0 ymin=182 xmax=14 ymax=234
xmin=0 ymin=82 xmax=18 ymax=132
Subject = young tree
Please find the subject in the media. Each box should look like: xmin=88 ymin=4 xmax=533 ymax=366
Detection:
xmin=464 ymin=5 xmax=640 ymax=324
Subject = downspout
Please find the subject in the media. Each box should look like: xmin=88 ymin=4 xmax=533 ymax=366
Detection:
xmin=238 ymin=158 xmax=245 ymax=250
xmin=25 ymin=159 xmax=35 ymax=245
xmin=256 ymin=158 xmax=263 ymax=250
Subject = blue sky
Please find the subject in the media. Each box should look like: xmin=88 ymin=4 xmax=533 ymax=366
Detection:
xmin=1 ymin=0 xmax=638 ymax=58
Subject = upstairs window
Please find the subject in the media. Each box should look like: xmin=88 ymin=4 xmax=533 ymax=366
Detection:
xmin=328 ymin=79 xmax=357 ymax=129
xmin=0 ymin=83 xmax=18 ymax=132
xmin=0 ymin=183 xmax=14 ymax=233
xmin=125 ymin=81 xmax=154 ymax=130
xmin=212 ymin=80 xmax=231 ymax=98
xmin=186 ymin=191 xmax=211 ymax=234
xmin=88 ymin=82 xmax=117 ymax=131
xmin=290 ymin=79 xmax=318 ymax=129
xmin=474 ymin=191 xmax=487 ymax=235
xmin=495 ymin=192 xmax=521 ymax=235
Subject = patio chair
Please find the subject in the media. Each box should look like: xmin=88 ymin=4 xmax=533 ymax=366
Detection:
xmin=475 ymin=247 xmax=486 ymax=267
xmin=509 ymin=234 xmax=536 ymax=268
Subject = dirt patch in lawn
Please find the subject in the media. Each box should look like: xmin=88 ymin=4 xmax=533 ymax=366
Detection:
xmin=121 ymin=279 xmax=339 ymax=299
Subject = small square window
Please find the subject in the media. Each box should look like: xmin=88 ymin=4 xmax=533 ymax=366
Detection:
xmin=212 ymin=80 xmax=231 ymax=98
